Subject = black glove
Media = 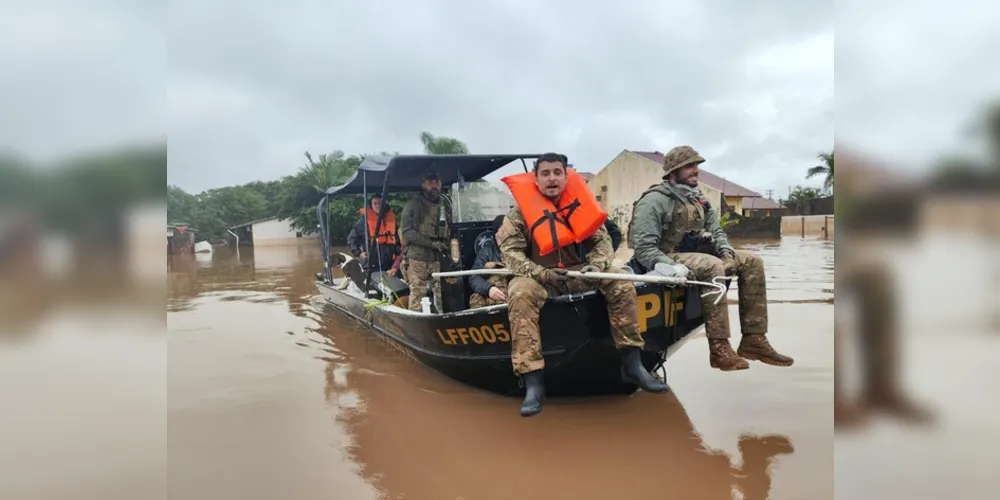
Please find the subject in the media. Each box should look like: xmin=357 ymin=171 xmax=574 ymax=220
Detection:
xmin=578 ymin=264 xmax=602 ymax=286
xmin=539 ymin=268 xmax=569 ymax=286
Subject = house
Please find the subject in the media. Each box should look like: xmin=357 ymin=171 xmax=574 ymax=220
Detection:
xmin=167 ymin=222 xmax=197 ymax=254
xmin=742 ymin=196 xmax=787 ymax=218
xmin=587 ymin=150 xmax=783 ymax=220
xmin=228 ymin=216 xmax=315 ymax=247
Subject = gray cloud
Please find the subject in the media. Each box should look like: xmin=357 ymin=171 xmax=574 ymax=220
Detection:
xmin=836 ymin=0 xmax=1000 ymax=170
xmin=0 ymin=0 xmax=164 ymax=163
xmin=165 ymin=0 xmax=835 ymax=194
xmin=4 ymin=0 xmax=841 ymax=198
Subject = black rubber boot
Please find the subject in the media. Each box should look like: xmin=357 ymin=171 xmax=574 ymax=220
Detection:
xmin=620 ymin=347 xmax=669 ymax=393
xmin=519 ymin=370 xmax=545 ymax=417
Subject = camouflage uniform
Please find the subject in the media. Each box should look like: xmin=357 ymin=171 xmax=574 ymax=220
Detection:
xmin=467 ymin=261 xmax=509 ymax=308
xmin=834 ymin=195 xmax=932 ymax=426
xmin=627 ymin=145 xmax=793 ymax=370
xmin=400 ymin=190 xmax=452 ymax=312
xmin=499 ymin=208 xmax=645 ymax=375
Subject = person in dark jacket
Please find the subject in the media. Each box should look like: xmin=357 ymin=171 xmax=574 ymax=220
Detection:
xmin=604 ymin=218 xmax=622 ymax=252
xmin=468 ymin=215 xmax=510 ymax=308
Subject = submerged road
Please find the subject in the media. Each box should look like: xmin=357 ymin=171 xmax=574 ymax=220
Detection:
xmin=166 ymin=237 xmax=834 ymax=500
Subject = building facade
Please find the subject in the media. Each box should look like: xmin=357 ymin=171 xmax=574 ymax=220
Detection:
xmin=229 ymin=216 xmax=315 ymax=247
xmin=586 ymin=150 xmax=783 ymax=230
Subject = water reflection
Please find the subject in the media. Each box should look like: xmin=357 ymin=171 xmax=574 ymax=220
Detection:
xmin=167 ymin=237 xmax=833 ymax=500
xmin=312 ymin=306 xmax=796 ymax=500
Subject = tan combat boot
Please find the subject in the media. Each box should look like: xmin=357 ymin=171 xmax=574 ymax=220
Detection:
xmin=709 ymin=339 xmax=750 ymax=371
xmin=737 ymin=334 xmax=794 ymax=367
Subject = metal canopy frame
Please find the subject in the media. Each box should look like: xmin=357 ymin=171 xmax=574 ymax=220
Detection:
xmin=317 ymin=153 xmax=540 ymax=283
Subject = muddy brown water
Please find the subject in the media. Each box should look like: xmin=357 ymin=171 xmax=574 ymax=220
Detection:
xmin=167 ymin=237 xmax=833 ymax=500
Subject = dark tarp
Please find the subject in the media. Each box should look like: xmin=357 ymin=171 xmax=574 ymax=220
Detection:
xmin=324 ymin=154 xmax=543 ymax=196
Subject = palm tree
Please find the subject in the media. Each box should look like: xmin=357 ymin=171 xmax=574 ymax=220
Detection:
xmin=806 ymin=150 xmax=834 ymax=194
xmin=976 ymin=101 xmax=1000 ymax=167
xmin=419 ymin=131 xmax=470 ymax=155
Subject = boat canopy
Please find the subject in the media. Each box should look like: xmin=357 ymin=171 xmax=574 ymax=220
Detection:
xmin=323 ymin=153 xmax=545 ymax=196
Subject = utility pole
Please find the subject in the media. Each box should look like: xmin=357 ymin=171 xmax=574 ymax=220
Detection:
xmin=766 ymin=189 xmax=774 ymax=199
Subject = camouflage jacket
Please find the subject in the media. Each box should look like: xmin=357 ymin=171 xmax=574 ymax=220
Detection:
xmin=628 ymin=181 xmax=734 ymax=269
xmin=498 ymin=206 xmax=615 ymax=281
xmin=400 ymin=192 xmax=452 ymax=262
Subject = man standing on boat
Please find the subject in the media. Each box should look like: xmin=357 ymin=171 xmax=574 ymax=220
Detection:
xmin=347 ymin=194 xmax=401 ymax=274
xmin=400 ymin=172 xmax=453 ymax=312
xmin=499 ymin=153 xmax=667 ymax=417
xmin=627 ymin=145 xmax=794 ymax=371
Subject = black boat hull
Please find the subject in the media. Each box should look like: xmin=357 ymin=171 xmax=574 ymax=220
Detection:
xmin=316 ymin=278 xmax=707 ymax=397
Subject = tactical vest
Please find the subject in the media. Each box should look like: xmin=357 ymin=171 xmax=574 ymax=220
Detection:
xmin=402 ymin=194 xmax=452 ymax=262
xmin=627 ymin=182 xmax=706 ymax=255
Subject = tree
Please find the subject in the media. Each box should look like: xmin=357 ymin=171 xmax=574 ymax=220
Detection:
xmin=806 ymin=150 xmax=834 ymax=194
xmin=420 ymin=131 xmax=470 ymax=155
xmin=783 ymin=185 xmax=823 ymax=204
xmin=164 ymin=132 xmax=484 ymax=246
xmin=274 ymin=150 xmax=364 ymax=238
xmin=168 ymin=185 xmax=198 ymax=223
xmin=416 ymin=132 xmax=498 ymax=221
xmin=987 ymin=102 xmax=1000 ymax=167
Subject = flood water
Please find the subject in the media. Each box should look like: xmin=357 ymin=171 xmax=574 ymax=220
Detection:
xmin=167 ymin=237 xmax=834 ymax=500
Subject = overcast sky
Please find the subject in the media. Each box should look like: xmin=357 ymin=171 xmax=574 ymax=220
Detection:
xmin=2 ymin=1 xmax=997 ymax=196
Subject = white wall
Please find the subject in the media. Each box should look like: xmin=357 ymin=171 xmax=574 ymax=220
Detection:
xmin=126 ymin=200 xmax=166 ymax=284
xmin=252 ymin=218 xmax=311 ymax=245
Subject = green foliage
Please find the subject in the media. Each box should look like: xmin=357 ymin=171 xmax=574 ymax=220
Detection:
xmin=420 ymin=131 xmax=470 ymax=155
xmin=167 ymin=133 xmax=476 ymax=244
xmin=806 ymin=150 xmax=834 ymax=194
xmin=781 ymin=185 xmax=824 ymax=204
xmin=272 ymin=150 xmax=366 ymax=239
xmin=0 ymin=143 xmax=166 ymax=234
xmin=719 ymin=211 xmax=740 ymax=229
xmin=167 ymin=184 xmax=273 ymax=240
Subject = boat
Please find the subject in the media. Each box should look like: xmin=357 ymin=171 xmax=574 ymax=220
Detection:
xmin=313 ymin=153 xmax=728 ymax=397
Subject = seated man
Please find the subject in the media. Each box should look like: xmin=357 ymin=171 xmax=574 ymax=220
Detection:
xmin=628 ymin=145 xmax=793 ymax=371
xmin=347 ymin=193 xmax=401 ymax=273
xmin=500 ymin=152 xmax=667 ymax=417
xmin=468 ymin=215 xmax=509 ymax=308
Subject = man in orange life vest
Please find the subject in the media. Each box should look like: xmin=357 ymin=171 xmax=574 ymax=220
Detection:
xmin=499 ymin=152 xmax=667 ymax=417
xmin=347 ymin=194 xmax=401 ymax=275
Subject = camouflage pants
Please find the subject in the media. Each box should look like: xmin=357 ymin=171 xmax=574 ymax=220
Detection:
xmin=468 ymin=275 xmax=509 ymax=308
xmin=836 ymin=252 xmax=898 ymax=399
xmin=507 ymin=266 xmax=645 ymax=375
xmin=668 ymin=250 xmax=767 ymax=339
xmin=406 ymin=259 xmax=441 ymax=312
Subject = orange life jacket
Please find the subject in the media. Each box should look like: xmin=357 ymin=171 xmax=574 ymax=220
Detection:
xmin=360 ymin=207 xmax=398 ymax=245
xmin=501 ymin=167 xmax=607 ymax=256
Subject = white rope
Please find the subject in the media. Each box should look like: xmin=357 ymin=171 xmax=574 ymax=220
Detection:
xmin=431 ymin=269 xmax=734 ymax=304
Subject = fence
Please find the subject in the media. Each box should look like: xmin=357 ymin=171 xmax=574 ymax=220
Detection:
xmin=783 ymin=195 xmax=834 ymax=216
xmin=781 ymin=215 xmax=835 ymax=239
xmin=724 ymin=215 xmax=782 ymax=238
